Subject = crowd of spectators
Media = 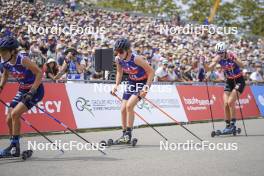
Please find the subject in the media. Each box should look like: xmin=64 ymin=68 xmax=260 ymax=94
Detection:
xmin=0 ymin=0 xmax=264 ymax=83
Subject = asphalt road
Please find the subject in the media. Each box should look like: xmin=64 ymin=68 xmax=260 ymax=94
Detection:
xmin=0 ymin=118 xmax=263 ymax=176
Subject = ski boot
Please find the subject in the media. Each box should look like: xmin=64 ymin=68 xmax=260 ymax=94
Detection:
xmin=0 ymin=136 xmax=20 ymax=158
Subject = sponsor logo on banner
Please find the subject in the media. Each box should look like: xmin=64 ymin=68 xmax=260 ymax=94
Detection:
xmin=177 ymin=85 xmax=224 ymax=121
xmin=66 ymin=83 xmax=125 ymax=128
xmin=75 ymin=96 xmax=120 ymax=116
xmin=135 ymin=85 xmax=188 ymax=123
xmin=177 ymin=85 xmax=259 ymax=121
xmin=4 ymin=101 xmax=62 ymax=115
xmin=0 ymin=83 xmax=76 ymax=135
xmin=75 ymin=97 xmax=94 ymax=117
xmin=183 ymin=95 xmax=216 ymax=111
xmin=234 ymin=87 xmax=260 ymax=118
xmin=66 ymin=84 xmax=188 ymax=129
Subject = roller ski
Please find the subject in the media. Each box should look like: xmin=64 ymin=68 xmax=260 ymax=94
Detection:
xmin=0 ymin=136 xmax=33 ymax=160
xmin=0 ymin=142 xmax=33 ymax=161
xmin=211 ymin=120 xmax=241 ymax=137
xmin=0 ymin=149 xmax=33 ymax=161
xmin=100 ymin=129 xmax=138 ymax=147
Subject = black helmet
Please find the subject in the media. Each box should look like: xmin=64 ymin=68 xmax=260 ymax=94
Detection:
xmin=0 ymin=36 xmax=19 ymax=50
xmin=114 ymin=38 xmax=130 ymax=51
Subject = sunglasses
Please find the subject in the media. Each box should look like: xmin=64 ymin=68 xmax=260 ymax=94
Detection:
xmin=115 ymin=49 xmax=125 ymax=54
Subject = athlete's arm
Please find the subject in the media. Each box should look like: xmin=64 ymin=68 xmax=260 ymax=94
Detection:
xmin=0 ymin=68 xmax=9 ymax=91
xmin=115 ymin=60 xmax=123 ymax=86
xmin=22 ymin=58 xmax=42 ymax=91
xmin=134 ymin=56 xmax=154 ymax=88
xmin=111 ymin=60 xmax=123 ymax=95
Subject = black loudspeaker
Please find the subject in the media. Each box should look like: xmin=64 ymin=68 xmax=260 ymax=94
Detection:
xmin=101 ymin=48 xmax=113 ymax=71
xmin=95 ymin=48 xmax=113 ymax=72
xmin=95 ymin=49 xmax=102 ymax=72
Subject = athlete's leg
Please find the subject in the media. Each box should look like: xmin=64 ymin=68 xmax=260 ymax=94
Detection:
xmin=120 ymin=100 xmax=128 ymax=131
xmin=228 ymin=89 xmax=240 ymax=126
xmin=6 ymin=108 xmax=13 ymax=136
xmin=126 ymin=95 xmax=140 ymax=128
xmin=223 ymin=91 xmax=231 ymax=123
xmin=2 ymin=103 xmax=28 ymax=157
xmin=11 ymin=102 xmax=28 ymax=136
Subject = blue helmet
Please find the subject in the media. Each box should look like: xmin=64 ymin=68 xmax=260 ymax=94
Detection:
xmin=114 ymin=38 xmax=131 ymax=51
xmin=0 ymin=36 xmax=19 ymax=50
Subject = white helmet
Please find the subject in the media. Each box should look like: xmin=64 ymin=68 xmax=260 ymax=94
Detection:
xmin=215 ymin=42 xmax=227 ymax=54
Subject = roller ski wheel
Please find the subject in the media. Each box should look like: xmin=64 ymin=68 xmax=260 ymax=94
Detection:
xmin=100 ymin=140 xmax=107 ymax=147
xmin=237 ymin=128 xmax=241 ymax=134
xmin=22 ymin=150 xmax=33 ymax=161
xmin=232 ymin=129 xmax=237 ymax=136
xmin=107 ymin=139 xmax=114 ymax=146
xmin=211 ymin=131 xmax=216 ymax=138
xmin=131 ymin=138 xmax=138 ymax=147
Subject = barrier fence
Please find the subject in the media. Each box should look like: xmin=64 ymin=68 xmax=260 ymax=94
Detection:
xmin=0 ymin=82 xmax=263 ymax=135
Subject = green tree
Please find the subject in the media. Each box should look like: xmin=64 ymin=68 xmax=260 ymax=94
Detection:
xmin=97 ymin=0 xmax=181 ymax=16
xmin=234 ymin=0 xmax=264 ymax=36
xmin=215 ymin=2 xmax=238 ymax=27
xmin=181 ymin=0 xmax=214 ymax=23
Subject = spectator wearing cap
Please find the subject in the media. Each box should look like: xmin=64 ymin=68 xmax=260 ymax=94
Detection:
xmin=250 ymin=63 xmax=264 ymax=83
xmin=43 ymin=58 xmax=59 ymax=81
xmin=154 ymin=59 xmax=169 ymax=82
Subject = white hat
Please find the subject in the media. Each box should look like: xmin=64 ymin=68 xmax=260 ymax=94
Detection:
xmin=47 ymin=58 xmax=56 ymax=64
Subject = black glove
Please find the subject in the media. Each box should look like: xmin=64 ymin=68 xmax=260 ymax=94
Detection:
xmin=22 ymin=89 xmax=37 ymax=103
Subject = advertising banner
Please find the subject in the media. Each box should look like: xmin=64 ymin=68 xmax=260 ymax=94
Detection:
xmin=0 ymin=83 xmax=76 ymax=135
